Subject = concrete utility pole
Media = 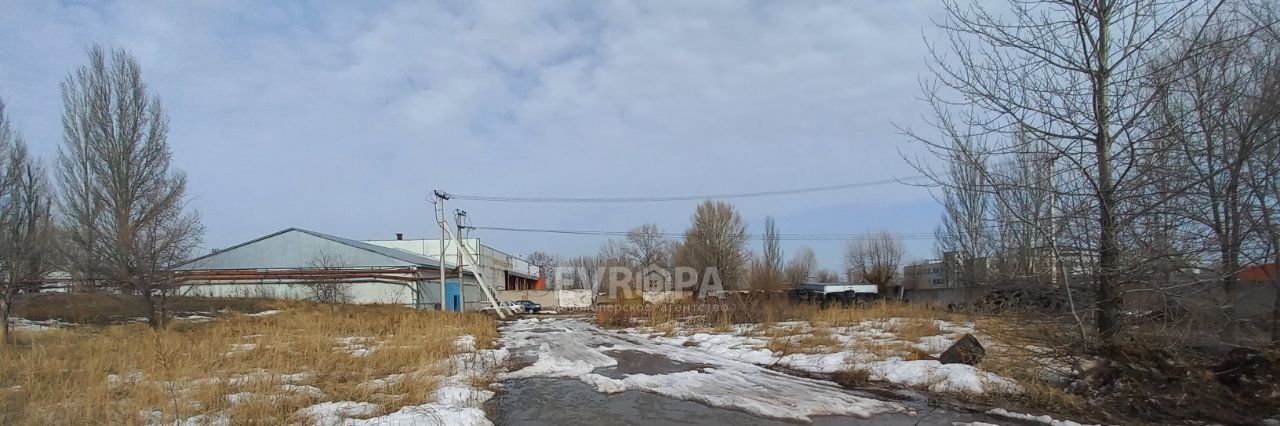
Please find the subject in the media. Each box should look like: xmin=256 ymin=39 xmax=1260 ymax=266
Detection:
xmin=455 ymin=209 xmax=467 ymax=312
xmin=433 ymin=190 xmax=450 ymax=311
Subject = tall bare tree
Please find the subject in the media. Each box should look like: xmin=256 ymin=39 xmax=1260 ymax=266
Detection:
xmin=935 ymin=138 xmax=994 ymax=265
xmin=56 ymin=46 xmax=203 ymax=329
xmin=905 ymin=0 xmax=1226 ymax=345
xmin=623 ymin=223 xmax=669 ymax=269
xmin=784 ymin=245 xmax=818 ymax=284
xmin=845 ymin=230 xmax=904 ymax=295
xmin=1153 ymin=6 xmax=1280 ymax=337
xmin=0 ymin=98 xmax=56 ymax=343
xmin=762 ymin=216 xmax=783 ymax=276
xmin=678 ymin=200 xmax=747 ymax=291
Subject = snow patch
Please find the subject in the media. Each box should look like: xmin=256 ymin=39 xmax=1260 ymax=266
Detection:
xmin=333 ymin=336 xmax=382 ymax=357
xmin=986 ymin=408 xmax=1095 ymax=426
xmin=866 ymin=360 xmax=1021 ymax=394
xmin=501 ymin=318 xmax=909 ymax=422
xmin=299 ymin=401 xmax=379 ymax=425
xmin=8 ymin=317 xmax=71 ymax=332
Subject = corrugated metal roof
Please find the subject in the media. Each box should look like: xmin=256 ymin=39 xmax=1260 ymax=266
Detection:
xmin=290 ymin=228 xmax=451 ymax=267
xmin=178 ymin=227 xmax=455 ymax=270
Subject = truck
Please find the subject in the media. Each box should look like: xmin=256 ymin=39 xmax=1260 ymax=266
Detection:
xmin=788 ymin=282 xmax=878 ymax=307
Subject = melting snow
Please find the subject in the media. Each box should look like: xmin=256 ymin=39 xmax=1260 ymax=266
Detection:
xmin=500 ymin=318 xmax=910 ymax=422
xmin=636 ymin=318 xmax=1021 ymax=395
xmin=985 ymin=408 xmax=1097 ymax=426
xmin=8 ymin=317 xmax=71 ymax=332
xmin=333 ymin=336 xmax=382 ymax=357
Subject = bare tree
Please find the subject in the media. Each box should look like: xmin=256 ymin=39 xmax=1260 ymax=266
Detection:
xmin=56 ymin=46 xmax=203 ymax=329
xmin=301 ymin=251 xmax=352 ymax=307
xmin=904 ymin=0 xmax=1226 ymax=345
xmin=784 ymin=245 xmax=817 ymax=284
xmin=623 ymin=223 xmax=669 ymax=269
xmin=934 ymin=138 xmax=995 ymax=274
xmin=1153 ymin=7 xmax=1280 ymax=337
xmin=678 ymin=200 xmax=747 ymax=291
xmin=762 ymin=216 xmax=783 ymax=276
xmin=525 ymin=251 xmax=558 ymax=280
xmin=845 ymin=230 xmax=904 ymax=294
xmin=0 ymin=98 xmax=56 ymax=343
xmin=815 ymin=269 xmax=841 ymax=283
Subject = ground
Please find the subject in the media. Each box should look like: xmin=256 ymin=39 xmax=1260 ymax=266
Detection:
xmin=490 ymin=316 xmax=1094 ymax=425
xmin=6 ymin=295 xmax=1262 ymax=424
xmin=1 ymin=296 xmax=503 ymax=425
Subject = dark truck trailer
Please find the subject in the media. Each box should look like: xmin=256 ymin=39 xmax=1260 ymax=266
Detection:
xmin=788 ymin=282 xmax=878 ymax=307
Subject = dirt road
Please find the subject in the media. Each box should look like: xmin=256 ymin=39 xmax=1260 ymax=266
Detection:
xmin=489 ymin=317 xmax=1012 ymax=425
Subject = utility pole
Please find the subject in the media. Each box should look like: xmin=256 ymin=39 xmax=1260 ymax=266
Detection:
xmin=455 ymin=209 xmax=467 ymax=312
xmin=433 ymin=190 xmax=450 ymax=311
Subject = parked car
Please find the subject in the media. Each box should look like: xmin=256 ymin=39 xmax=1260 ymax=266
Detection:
xmin=500 ymin=300 xmax=526 ymax=314
xmin=514 ymin=300 xmax=542 ymax=314
xmin=479 ymin=301 xmax=522 ymax=316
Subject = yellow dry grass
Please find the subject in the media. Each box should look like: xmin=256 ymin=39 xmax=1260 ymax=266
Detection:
xmin=0 ymin=301 xmax=497 ymax=425
xmin=801 ymin=301 xmax=957 ymax=326
xmin=851 ymin=339 xmax=917 ymax=359
xmin=765 ymin=326 xmax=842 ymax=355
xmin=888 ymin=318 xmax=945 ymax=342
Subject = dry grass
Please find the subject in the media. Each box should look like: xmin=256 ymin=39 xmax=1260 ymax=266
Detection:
xmin=765 ymin=326 xmax=842 ymax=355
xmin=851 ymin=339 xmax=917 ymax=358
xmin=965 ymin=314 xmax=1086 ymax=415
xmin=596 ymin=298 xmax=954 ymax=330
xmin=0 ymin=301 xmax=497 ymax=425
xmin=832 ymin=368 xmax=871 ymax=387
xmin=12 ymin=293 xmax=273 ymax=325
xmin=888 ymin=318 xmax=945 ymax=342
xmin=801 ymin=301 xmax=957 ymax=326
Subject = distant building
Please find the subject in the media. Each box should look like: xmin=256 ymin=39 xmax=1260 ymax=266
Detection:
xmin=903 ymin=259 xmax=949 ymax=290
xmin=175 ymin=228 xmax=533 ymax=311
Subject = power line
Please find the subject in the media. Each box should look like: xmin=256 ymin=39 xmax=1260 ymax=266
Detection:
xmin=470 ymin=225 xmax=939 ymax=241
xmin=448 ymin=175 xmax=928 ymax=203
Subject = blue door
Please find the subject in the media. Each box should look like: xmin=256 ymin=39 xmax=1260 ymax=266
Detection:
xmin=445 ymin=280 xmax=462 ymax=311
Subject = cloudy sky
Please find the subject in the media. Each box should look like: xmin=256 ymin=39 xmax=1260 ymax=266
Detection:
xmin=0 ymin=0 xmax=951 ymax=271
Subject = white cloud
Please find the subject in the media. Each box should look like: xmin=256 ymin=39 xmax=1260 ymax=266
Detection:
xmin=0 ymin=0 xmax=948 ymax=266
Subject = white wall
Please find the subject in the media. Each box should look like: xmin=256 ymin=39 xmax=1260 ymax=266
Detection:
xmin=180 ymin=282 xmax=416 ymax=305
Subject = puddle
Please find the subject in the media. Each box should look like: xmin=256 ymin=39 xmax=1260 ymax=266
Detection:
xmin=491 ymin=378 xmax=1016 ymax=425
xmin=594 ymin=350 xmax=711 ymax=378
xmin=490 ymin=378 xmax=795 ymax=425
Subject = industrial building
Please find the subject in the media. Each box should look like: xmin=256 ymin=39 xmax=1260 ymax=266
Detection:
xmin=363 ymin=236 xmax=540 ymax=290
xmin=175 ymin=228 xmax=528 ymax=311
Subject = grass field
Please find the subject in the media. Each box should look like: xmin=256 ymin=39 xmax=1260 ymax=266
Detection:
xmin=1 ymin=297 xmax=498 ymax=425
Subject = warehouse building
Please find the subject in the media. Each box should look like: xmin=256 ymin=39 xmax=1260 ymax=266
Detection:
xmin=175 ymin=228 xmax=505 ymax=311
xmin=363 ymin=236 xmax=541 ymax=290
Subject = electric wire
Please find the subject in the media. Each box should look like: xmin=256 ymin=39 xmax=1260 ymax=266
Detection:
xmin=448 ymin=175 xmax=928 ymax=203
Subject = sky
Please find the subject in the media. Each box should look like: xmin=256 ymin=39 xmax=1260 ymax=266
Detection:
xmin=0 ymin=0 xmax=952 ymax=272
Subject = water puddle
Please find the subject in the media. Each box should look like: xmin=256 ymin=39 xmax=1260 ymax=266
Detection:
xmin=490 ymin=378 xmax=797 ymax=425
xmin=490 ymin=378 xmax=1015 ymax=425
xmin=594 ymin=349 xmax=712 ymax=378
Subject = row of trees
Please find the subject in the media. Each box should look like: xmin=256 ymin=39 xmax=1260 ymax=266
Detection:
xmin=0 ymin=46 xmax=203 ymax=340
xmin=911 ymin=0 xmax=1279 ymax=345
xmin=529 ymin=200 xmax=907 ymax=294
